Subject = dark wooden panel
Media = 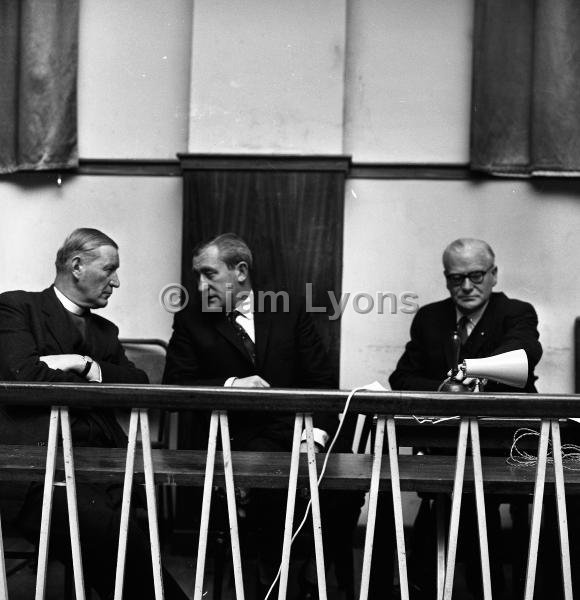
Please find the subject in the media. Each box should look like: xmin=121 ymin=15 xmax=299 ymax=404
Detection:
xmin=178 ymin=154 xmax=350 ymax=173
xmin=179 ymin=155 xmax=347 ymax=381
xmin=0 ymin=445 xmax=570 ymax=495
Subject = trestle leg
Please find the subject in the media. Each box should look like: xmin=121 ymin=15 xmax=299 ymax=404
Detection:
xmin=359 ymin=415 xmax=385 ymax=600
xmin=524 ymin=419 xmax=550 ymax=600
xmin=277 ymin=414 xmax=304 ymax=600
xmin=386 ymin=417 xmax=409 ymax=600
xmin=443 ymin=418 xmax=469 ymax=600
xmin=194 ymin=411 xmax=219 ymax=600
xmin=219 ymin=411 xmax=245 ymax=600
xmin=551 ymin=420 xmax=572 ymax=600
xmin=304 ymin=414 xmax=327 ymax=600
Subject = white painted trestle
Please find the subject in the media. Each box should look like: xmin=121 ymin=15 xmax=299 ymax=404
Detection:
xmin=0 ymin=387 xmax=577 ymax=600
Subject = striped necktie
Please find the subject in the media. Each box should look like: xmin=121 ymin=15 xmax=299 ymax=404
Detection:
xmin=457 ymin=315 xmax=470 ymax=346
xmin=227 ymin=310 xmax=256 ymax=365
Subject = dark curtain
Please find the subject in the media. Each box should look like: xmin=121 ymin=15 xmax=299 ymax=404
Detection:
xmin=471 ymin=0 xmax=580 ymax=176
xmin=179 ymin=157 xmax=349 ymax=380
xmin=0 ymin=0 xmax=79 ymax=174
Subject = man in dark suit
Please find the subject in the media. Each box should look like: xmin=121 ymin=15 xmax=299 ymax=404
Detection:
xmin=390 ymin=239 xmax=542 ymax=393
xmin=164 ymin=232 xmax=361 ymax=597
xmin=0 ymin=228 xmax=188 ymax=600
xmin=389 ymin=238 xmax=542 ymax=599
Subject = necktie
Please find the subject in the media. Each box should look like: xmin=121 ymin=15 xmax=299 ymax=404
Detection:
xmin=457 ymin=315 xmax=470 ymax=346
xmin=227 ymin=310 xmax=256 ymax=365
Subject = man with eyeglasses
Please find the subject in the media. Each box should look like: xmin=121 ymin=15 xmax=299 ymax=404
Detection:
xmin=390 ymin=237 xmax=541 ymax=392
xmin=388 ymin=238 xmax=542 ymax=599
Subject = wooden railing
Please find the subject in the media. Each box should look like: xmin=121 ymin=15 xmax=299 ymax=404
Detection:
xmin=0 ymin=383 xmax=579 ymax=600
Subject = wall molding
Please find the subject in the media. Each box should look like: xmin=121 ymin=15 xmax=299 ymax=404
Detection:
xmin=349 ymin=163 xmax=475 ymax=180
xmin=2 ymin=157 xmax=493 ymax=180
xmin=178 ymin=153 xmax=352 ymax=173
xmin=76 ymin=159 xmax=182 ymax=176
xmin=79 ymin=157 xmax=476 ymax=179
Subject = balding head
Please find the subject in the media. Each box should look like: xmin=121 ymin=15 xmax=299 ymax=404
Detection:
xmin=442 ymin=238 xmax=495 ymax=271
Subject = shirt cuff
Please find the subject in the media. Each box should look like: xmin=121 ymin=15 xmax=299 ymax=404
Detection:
xmin=224 ymin=376 xmax=237 ymax=387
xmin=86 ymin=359 xmax=102 ymax=383
xmin=301 ymin=428 xmax=329 ymax=449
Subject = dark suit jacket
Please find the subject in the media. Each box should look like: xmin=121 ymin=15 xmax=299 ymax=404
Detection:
xmin=389 ymin=292 xmax=542 ymax=393
xmin=163 ymin=293 xmax=336 ymax=450
xmin=0 ymin=286 xmax=148 ymax=445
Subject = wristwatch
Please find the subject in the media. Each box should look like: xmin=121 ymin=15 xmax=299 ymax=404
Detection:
xmin=80 ymin=355 xmax=93 ymax=378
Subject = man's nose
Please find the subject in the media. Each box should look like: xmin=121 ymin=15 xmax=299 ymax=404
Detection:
xmin=111 ymin=273 xmax=120 ymax=288
xmin=460 ymin=276 xmax=473 ymax=291
xmin=198 ymin=276 xmax=208 ymax=292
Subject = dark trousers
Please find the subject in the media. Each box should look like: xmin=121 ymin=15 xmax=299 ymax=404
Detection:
xmin=368 ymin=491 xmax=396 ymax=600
xmin=17 ymin=482 xmax=189 ymax=600
xmin=407 ymin=495 xmax=507 ymax=600
xmin=243 ymin=487 xmax=363 ymax=589
xmin=240 ymin=434 xmax=363 ymax=594
xmin=535 ymin=495 xmax=580 ymax=600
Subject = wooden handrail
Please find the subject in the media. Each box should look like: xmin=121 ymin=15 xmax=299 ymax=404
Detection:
xmin=0 ymin=382 xmax=580 ymax=417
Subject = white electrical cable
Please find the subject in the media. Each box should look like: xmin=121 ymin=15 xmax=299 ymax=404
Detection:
xmin=508 ymin=427 xmax=580 ymax=470
xmin=263 ymin=385 xmax=367 ymax=600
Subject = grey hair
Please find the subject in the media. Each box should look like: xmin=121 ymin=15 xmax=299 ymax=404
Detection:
xmin=193 ymin=233 xmax=253 ymax=271
xmin=442 ymin=238 xmax=495 ymax=268
xmin=55 ymin=228 xmax=118 ymax=273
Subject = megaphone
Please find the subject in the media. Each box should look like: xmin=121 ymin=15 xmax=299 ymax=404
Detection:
xmin=462 ymin=349 xmax=528 ymax=388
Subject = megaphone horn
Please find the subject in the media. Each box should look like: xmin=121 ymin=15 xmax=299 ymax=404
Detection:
xmin=462 ymin=349 xmax=528 ymax=388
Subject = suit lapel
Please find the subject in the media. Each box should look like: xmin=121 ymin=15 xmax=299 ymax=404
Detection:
xmin=442 ymin=300 xmax=460 ymax=369
xmin=214 ymin=313 xmax=253 ymax=365
xmin=254 ymin=309 xmax=271 ymax=368
xmin=464 ymin=295 xmax=498 ymax=357
xmin=40 ymin=287 xmax=79 ymax=353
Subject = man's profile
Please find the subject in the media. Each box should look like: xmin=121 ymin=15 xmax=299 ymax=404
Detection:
xmin=0 ymin=227 xmax=188 ymax=600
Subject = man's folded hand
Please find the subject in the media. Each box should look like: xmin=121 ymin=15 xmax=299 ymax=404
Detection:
xmin=40 ymin=354 xmax=85 ymax=374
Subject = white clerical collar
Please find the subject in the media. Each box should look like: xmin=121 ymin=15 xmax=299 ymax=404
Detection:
xmin=53 ymin=286 xmax=87 ymax=316
xmin=455 ymin=300 xmax=489 ymax=328
xmin=234 ymin=290 xmax=254 ymax=321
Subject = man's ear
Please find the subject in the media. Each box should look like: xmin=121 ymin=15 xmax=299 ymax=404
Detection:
xmin=491 ymin=265 xmax=498 ymax=286
xmin=70 ymin=256 xmax=83 ymax=280
xmin=236 ymin=261 xmax=249 ymax=283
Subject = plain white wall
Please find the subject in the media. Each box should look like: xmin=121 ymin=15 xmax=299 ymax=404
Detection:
xmin=344 ymin=0 xmax=473 ymax=162
xmin=188 ymin=0 xmax=347 ymax=153
xmin=78 ymin=0 xmax=193 ymax=158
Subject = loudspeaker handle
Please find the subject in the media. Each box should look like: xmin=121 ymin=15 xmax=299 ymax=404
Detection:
xmin=451 ymin=331 xmax=461 ymax=378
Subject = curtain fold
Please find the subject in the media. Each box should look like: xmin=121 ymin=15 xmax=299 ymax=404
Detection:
xmin=471 ymin=0 xmax=580 ymax=176
xmin=0 ymin=0 xmax=79 ymax=174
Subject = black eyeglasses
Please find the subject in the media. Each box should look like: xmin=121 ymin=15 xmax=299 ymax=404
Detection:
xmin=444 ymin=266 xmax=494 ymax=286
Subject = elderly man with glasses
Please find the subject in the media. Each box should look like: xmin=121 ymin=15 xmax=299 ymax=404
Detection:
xmin=390 ymin=237 xmax=541 ymax=393
xmin=387 ymin=237 xmax=542 ymax=599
